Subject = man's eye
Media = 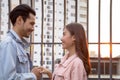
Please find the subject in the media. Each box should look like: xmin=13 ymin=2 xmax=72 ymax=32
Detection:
xmin=31 ymin=23 xmax=34 ymax=25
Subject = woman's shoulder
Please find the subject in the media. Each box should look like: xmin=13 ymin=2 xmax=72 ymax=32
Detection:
xmin=73 ymin=56 xmax=84 ymax=66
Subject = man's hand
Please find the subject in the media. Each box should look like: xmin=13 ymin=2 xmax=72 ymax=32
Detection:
xmin=31 ymin=67 xmax=42 ymax=80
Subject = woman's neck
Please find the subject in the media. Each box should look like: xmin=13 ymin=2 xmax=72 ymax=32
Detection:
xmin=67 ymin=47 xmax=76 ymax=58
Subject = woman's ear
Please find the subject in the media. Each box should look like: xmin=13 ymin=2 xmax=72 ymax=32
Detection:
xmin=72 ymin=35 xmax=76 ymax=41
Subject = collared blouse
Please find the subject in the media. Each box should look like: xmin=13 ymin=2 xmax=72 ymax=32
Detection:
xmin=52 ymin=53 xmax=87 ymax=80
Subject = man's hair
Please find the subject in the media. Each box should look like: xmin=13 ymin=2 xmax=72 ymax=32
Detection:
xmin=9 ymin=4 xmax=36 ymax=26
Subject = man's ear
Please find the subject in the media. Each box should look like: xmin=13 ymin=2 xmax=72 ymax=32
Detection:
xmin=16 ymin=16 xmax=23 ymax=25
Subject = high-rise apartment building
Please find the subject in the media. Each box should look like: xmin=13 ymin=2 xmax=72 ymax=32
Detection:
xmin=0 ymin=0 xmax=9 ymax=42
xmin=32 ymin=0 xmax=88 ymax=71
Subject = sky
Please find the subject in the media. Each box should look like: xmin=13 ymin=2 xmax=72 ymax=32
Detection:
xmin=89 ymin=0 xmax=120 ymax=57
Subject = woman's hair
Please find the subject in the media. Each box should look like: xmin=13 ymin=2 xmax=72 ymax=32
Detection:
xmin=9 ymin=4 xmax=36 ymax=26
xmin=65 ymin=22 xmax=91 ymax=75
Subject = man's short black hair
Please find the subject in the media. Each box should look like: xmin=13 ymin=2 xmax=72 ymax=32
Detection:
xmin=9 ymin=4 xmax=36 ymax=26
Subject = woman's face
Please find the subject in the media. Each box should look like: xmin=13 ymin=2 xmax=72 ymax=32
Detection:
xmin=61 ymin=28 xmax=75 ymax=50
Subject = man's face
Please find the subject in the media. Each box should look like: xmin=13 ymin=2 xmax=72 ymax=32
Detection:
xmin=20 ymin=13 xmax=35 ymax=38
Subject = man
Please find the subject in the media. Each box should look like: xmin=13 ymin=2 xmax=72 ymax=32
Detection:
xmin=0 ymin=4 xmax=41 ymax=80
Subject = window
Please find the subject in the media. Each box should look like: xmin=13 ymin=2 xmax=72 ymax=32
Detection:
xmin=0 ymin=31 xmax=3 ymax=35
xmin=35 ymin=34 xmax=38 ymax=36
xmin=48 ymin=10 xmax=53 ymax=13
xmin=48 ymin=2 xmax=53 ymax=5
xmin=47 ymin=6 xmax=51 ymax=9
xmin=71 ymin=5 xmax=75 ymax=9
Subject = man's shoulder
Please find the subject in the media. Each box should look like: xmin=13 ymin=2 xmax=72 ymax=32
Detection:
xmin=0 ymin=36 xmax=15 ymax=48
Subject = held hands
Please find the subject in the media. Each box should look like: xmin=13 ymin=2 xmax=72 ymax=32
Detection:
xmin=31 ymin=67 xmax=42 ymax=80
xmin=39 ymin=66 xmax=50 ymax=74
xmin=31 ymin=66 xmax=52 ymax=80
xmin=39 ymin=66 xmax=52 ymax=79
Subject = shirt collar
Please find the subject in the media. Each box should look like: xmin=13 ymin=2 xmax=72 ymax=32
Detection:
xmin=60 ymin=53 xmax=77 ymax=67
xmin=8 ymin=29 xmax=30 ymax=48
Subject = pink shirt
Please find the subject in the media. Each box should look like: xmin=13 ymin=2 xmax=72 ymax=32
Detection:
xmin=52 ymin=53 xmax=87 ymax=80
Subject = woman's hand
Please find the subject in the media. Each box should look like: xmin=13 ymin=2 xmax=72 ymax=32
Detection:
xmin=39 ymin=66 xmax=52 ymax=79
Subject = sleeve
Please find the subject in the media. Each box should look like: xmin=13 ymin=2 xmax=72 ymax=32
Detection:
xmin=71 ymin=59 xmax=86 ymax=80
xmin=0 ymin=42 xmax=36 ymax=80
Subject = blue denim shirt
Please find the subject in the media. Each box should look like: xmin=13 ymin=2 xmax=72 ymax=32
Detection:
xmin=0 ymin=29 xmax=36 ymax=80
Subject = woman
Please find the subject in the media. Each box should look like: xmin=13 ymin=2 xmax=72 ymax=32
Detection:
xmin=40 ymin=23 xmax=91 ymax=80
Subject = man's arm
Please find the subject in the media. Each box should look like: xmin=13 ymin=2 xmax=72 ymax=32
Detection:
xmin=0 ymin=41 xmax=40 ymax=80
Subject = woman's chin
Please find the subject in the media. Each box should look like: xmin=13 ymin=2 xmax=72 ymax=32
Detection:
xmin=62 ymin=46 xmax=66 ymax=49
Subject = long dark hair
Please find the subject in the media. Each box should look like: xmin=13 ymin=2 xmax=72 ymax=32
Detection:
xmin=65 ymin=23 xmax=91 ymax=75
